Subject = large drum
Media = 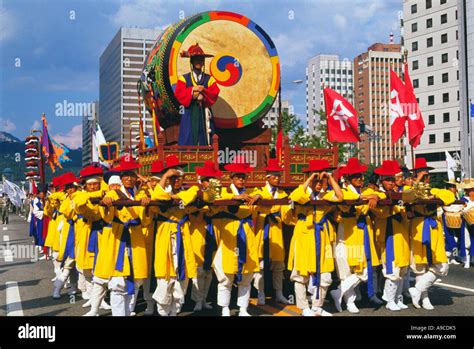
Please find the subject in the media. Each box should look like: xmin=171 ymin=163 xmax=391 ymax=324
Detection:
xmin=140 ymin=11 xmax=280 ymax=129
xmin=462 ymin=208 xmax=474 ymax=226
xmin=444 ymin=212 xmax=462 ymax=229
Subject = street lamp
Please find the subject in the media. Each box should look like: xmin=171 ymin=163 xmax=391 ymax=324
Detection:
xmin=278 ymin=79 xmax=304 ymax=130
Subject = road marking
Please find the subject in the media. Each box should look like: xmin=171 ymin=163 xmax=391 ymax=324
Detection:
xmin=2 ymin=227 xmax=7 ymax=231
xmin=434 ymin=281 xmax=474 ymax=293
xmin=6 ymin=281 xmax=24 ymax=316
xmin=2 ymin=235 xmax=13 ymax=262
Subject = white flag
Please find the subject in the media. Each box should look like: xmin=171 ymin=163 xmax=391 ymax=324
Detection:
xmin=92 ymin=123 xmax=109 ymax=168
xmin=2 ymin=178 xmax=24 ymax=207
xmin=445 ymin=150 xmax=457 ymax=181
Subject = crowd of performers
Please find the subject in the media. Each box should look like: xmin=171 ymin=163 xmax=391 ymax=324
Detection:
xmin=26 ymin=154 xmax=474 ymax=317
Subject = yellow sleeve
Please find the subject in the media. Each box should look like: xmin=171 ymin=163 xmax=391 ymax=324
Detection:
xmin=342 ymin=188 xmax=360 ymax=200
xmin=44 ymin=200 xmax=54 ymax=217
xmin=431 ymin=188 xmax=455 ymax=205
xmin=247 ymin=187 xmax=261 ymax=196
xmin=151 ymin=184 xmax=172 ymax=201
xmin=361 ymin=187 xmax=375 ymax=196
xmin=339 ymin=188 xmax=360 ymax=213
xmin=280 ymin=204 xmax=293 ymax=225
xmin=99 ymin=190 xmax=118 ymax=223
xmin=219 ymin=187 xmax=235 ymax=200
xmin=289 ymin=185 xmax=310 ymax=204
xmin=73 ymin=191 xmax=90 ymax=208
xmin=61 ymin=197 xmax=75 ymax=220
xmin=322 ymin=190 xmax=342 ymax=202
xmin=135 ymin=188 xmax=151 ymax=200
xmin=254 ymin=187 xmax=269 ymax=200
xmin=177 ymin=186 xmax=199 ymax=206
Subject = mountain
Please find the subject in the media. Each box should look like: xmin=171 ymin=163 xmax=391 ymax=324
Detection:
xmin=0 ymin=136 xmax=83 ymax=183
xmin=0 ymin=131 xmax=21 ymax=143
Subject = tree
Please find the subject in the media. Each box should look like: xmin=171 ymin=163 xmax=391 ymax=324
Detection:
xmin=270 ymin=112 xmax=307 ymax=148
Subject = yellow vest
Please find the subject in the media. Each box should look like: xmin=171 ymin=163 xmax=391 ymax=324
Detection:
xmin=43 ymin=191 xmax=66 ymax=250
xmin=73 ymin=190 xmax=103 ymax=271
xmin=253 ymin=185 xmax=292 ymax=263
xmin=337 ymin=186 xmax=382 ymax=273
xmin=410 ymin=188 xmax=454 ymax=265
xmin=150 ymin=185 xmax=198 ymax=280
xmin=372 ymin=191 xmax=410 ymax=269
xmin=287 ymin=185 xmax=339 ymax=275
xmin=94 ymin=189 xmax=148 ymax=280
xmin=212 ymin=186 xmax=260 ymax=275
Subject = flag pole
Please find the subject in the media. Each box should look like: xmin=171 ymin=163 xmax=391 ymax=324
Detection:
xmin=402 ymin=49 xmax=416 ymax=169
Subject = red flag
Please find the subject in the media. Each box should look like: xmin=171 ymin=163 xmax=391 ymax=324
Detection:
xmin=390 ymin=68 xmax=407 ymax=143
xmin=404 ymin=63 xmax=425 ymax=148
xmin=323 ymin=88 xmax=360 ymax=142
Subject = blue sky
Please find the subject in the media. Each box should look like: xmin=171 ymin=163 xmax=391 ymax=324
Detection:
xmin=0 ymin=0 xmax=402 ymax=149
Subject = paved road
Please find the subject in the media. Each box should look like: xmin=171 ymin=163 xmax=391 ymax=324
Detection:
xmin=1 ymin=214 xmax=473 ymax=317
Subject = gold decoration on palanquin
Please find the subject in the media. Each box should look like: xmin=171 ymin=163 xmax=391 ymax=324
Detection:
xmin=411 ymin=182 xmax=433 ymax=200
xmin=198 ymin=153 xmax=213 ymax=161
xmin=203 ymin=178 xmax=223 ymax=202
xmin=291 ymin=155 xmax=304 ymax=162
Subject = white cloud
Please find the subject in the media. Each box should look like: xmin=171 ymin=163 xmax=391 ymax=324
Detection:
xmin=0 ymin=7 xmax=16 ymax=43
xmin=333 ymin=14 xmax=347 ymax=30
xmin=353 ymin=0 xmax=379 ymax=22
xmin=53 ymin=124 xmax=82 ymax=149
xmin=0 ymin=118 xmax=16 ymax=132
xmin=273 ymin=33 xmax=315 ymax=69
xmin=110 ymin=0 xmax=169 ymax=28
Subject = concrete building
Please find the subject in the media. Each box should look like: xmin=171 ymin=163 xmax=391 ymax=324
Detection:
xmin=263 ymin=97 xmax=290 ymax=128
xmin=353 ymin=43 xmax=405 ymax=166
xmin=99 ymin=27 xmax=161 ymax=153
xmin=459 ymin=0 xmax=474 ymax=177
xmin=306 ymin=55 xmax=354 ymax=136
xmin=81 ymin=101 xmax=98 ymax=166
xmin=403 ymin=0 xmax=461 ymax=173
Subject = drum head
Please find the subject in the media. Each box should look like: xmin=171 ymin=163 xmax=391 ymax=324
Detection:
xmin=142 ymin=11 xmax=280 ymax=129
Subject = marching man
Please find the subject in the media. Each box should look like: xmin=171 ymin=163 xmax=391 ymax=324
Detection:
xmin=330 ymin=158 xmax=383 ymax=314
xmin=44 ymin=175 xmax=66 ymax=282
xmin=83 ymin=174 xmax=121 ymax=316
xmin=150 ymin=155 xmax=198 ymax=316
xmin=212 ymin=157 xmax=261 ymax=316
xmin=73 ymin=165 xmax=112 ymax=314
xmin=408 ymin=158 xmax=455 ymax=310
xmin=288 ymin=159 xmax=343 ymax=316
xmin=52 ymin=172 xmax=81 ymax=299
xmin=372 ymin=160 xmax=410 ymax=311
xmin=188 ymin=160 xmax=222 ymax=312
xmin=100 ymin=156 xmax=150 ymax=316
xmin=135 ymin=160 xmax=165 ymax=315
xmin=253 ymin=158 xmax=292 ymax=305
xmin=441 ymin=179 xmax=463 ymax=265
